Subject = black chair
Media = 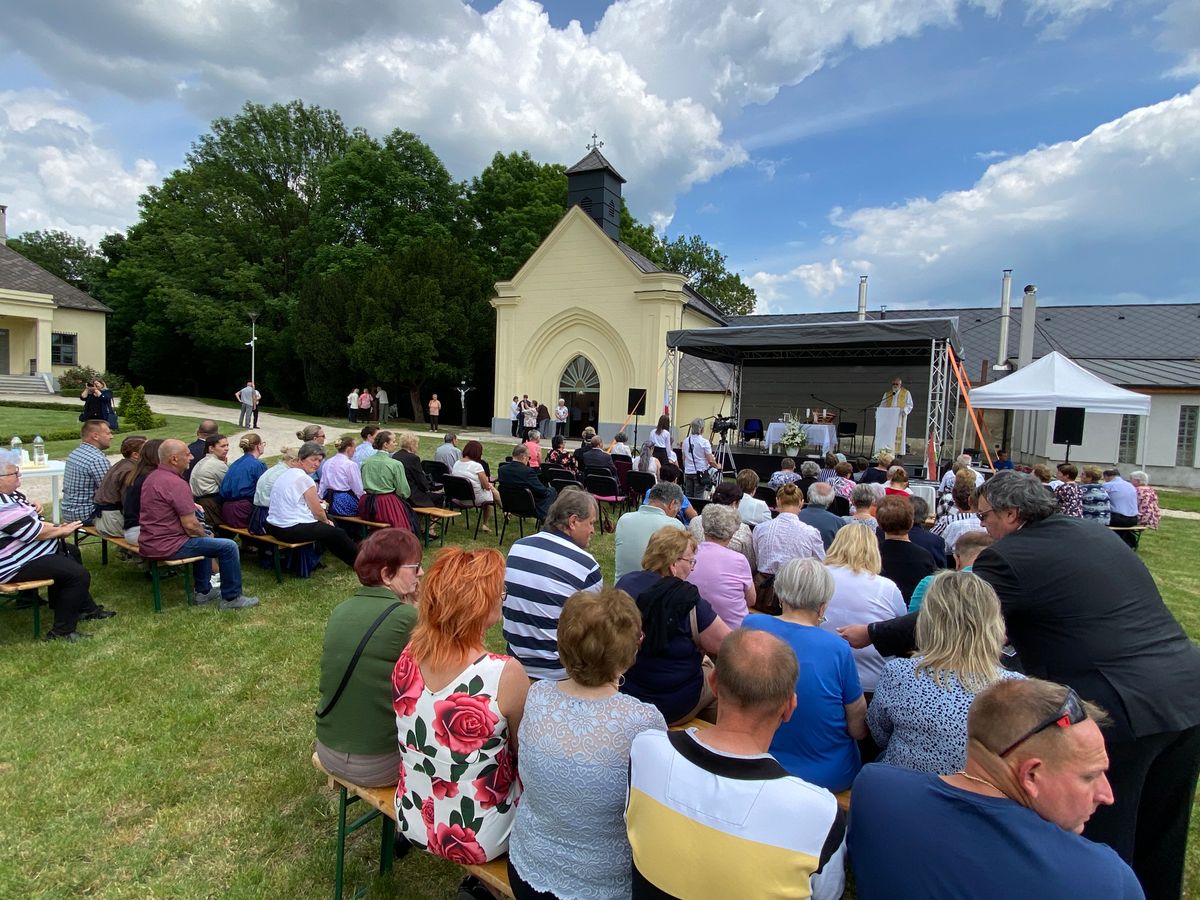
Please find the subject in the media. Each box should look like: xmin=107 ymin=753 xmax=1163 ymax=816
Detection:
xmin=440 ymin=474 xmax=490 ymax=540
xmin=837 ymin=421 xmax=858 ymax=453
xmin=498 ymin=485 xmax=540 ymax=546
xmin=689 ymin=497 xmax=710 ymax=515
xmin=422 ymin=459 xmax=449 ymax=485
xmin=755 ymin=485 xmax=777 ymax=509
xmin=627 ymin=470 xmax=656 ymax=506
xmin=830 ymin=495 xmax=851 ymax=517
xmin=612 ymin=456 xmax=633 ymax=494
xmin=740 ymin=418 xmax=765 ymax=446
xmin=584 ymin=472 xmax=625 ymax=525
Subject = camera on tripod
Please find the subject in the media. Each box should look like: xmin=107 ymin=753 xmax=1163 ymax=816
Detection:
xmin=712 ymin=416 xmax=739 ymax=435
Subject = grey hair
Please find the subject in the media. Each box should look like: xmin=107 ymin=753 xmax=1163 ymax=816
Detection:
xmin=700 ymin=503 xmax=740 ymax=541
xmin=957 ymin=453 xmax=973 ymax=466
xmin=0 ymin=456 xmax=17 ymax=476
xmin=544 ymin=487 xmax=598 ymax=532
xmin=1130 ymin=470 xmax=1149 ymax=485
xmin=851 ymin=483 xmax=877 ymax=507
xmin=615 ymin=431 xmax=627 ymax=443
xmin=800 ymin=460 xmax=821 ymax=477
xmin=690 ymin=418 xmax=704 ymax=435
xmin=976 ymin=470 xmax=1057 ymax=524
xmin=511 ymin=444 xmax=529 ymax=460
xmin=910 ymin=496 xmax=930 ymax=522
xmin=774 ymin=557 xmax=835 ymax=613
xmin=527 ymin=430 xmax=540 ymax=440
xmin=648 ymin=481 xmax=684 ymax=507
xmin=807 ymin=482 xmax=835 ymax=507
xmin=298 ymin=441 xmax=326 ymax=460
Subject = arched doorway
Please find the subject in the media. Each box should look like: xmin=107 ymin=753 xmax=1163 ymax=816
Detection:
xmin=559 ymin=355 xmax=600 ymax=437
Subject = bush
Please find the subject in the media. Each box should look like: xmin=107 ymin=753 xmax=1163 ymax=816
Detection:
xmin=119 ymin=386 xmax=158 ymax=430
xmin=58 ymin=366 xmax=127 ymax=394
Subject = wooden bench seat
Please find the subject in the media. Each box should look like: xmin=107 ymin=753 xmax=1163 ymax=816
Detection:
xmin=329 ymin=514 xmax=391 ymax=538
xmin=411 ymin=506 xmax=460 ymax=547
xmin=74 ymin=526 xmax=204 ymax=612
xmin=216 ymin=525 xmax=316 ymax=584
xmin=313 ymin=752 xmax=513 ymax=900
xmin=0 ymin=578 xmax=54 ymax=638
xmin=1108 ymin=524 xmax=1148 ymax=549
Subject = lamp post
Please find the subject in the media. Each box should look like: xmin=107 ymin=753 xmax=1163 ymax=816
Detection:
xmin=246 ymin=312 xmax=259 ymax=387
xmin=457 ymin=379 xmax=474 ymax=429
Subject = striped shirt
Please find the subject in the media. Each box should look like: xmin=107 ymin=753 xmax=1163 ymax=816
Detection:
xmin=502 ymin=530 xmax=602 ymax=680
xmin=626 ymin=729 xmax=846 ymax=900
xmin=63 ymin=442 xmax=110 ymax=523
xmin=932 ymin=511 xmax=985 ymax=553
xmin=0 ymin=493 xmax=56 ymax=582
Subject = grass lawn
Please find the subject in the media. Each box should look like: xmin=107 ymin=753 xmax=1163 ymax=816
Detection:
xmin=0 ymin=482 xmax=1196 ymax=897
xmin=0 ymin=406 xmax=240 ymax=459
xmin=1161 ymin=490 xmax=1200 ymax=514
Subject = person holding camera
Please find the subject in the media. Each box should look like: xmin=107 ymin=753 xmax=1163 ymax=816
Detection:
xmin=80 ymin=379 xmax=117 ymax=429
xmin=682 ymin=418 xmax=719 ymax=497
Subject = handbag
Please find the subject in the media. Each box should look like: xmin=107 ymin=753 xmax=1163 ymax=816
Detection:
xmin=315 ymin=602 xmax=402 ymax=718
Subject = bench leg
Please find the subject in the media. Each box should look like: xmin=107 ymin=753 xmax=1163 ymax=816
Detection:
xmin=498 ymin=514 xmax=508 ymax=546
xmin=183 ymin=565 xmax=195 ymax=606
xmin=379 ymin=815 xmax=395 ymax=875
xmin=32 ymin=591 xmax=40 ymax=639
xmin=150 ymin=563 xmax=163 ymax=613
xmin=100 ymin=538 xmax=109 ymax=566
xmin=273 ymin=546 xmax=283 ymax=585
xmin=334 ymin=786 xmax=349 ymax=900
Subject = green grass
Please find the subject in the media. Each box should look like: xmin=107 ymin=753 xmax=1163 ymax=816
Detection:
xmin=1161 ymin=490 xmax=1200 ymax=514
xmin=0 ymin=506 xmax=1193 ymax=896
xmin=0 ymin=406 xmax=240 ymax=458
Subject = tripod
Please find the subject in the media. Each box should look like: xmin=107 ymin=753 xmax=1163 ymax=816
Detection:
xmin=711 ymin=422 xmax=738 ymax=481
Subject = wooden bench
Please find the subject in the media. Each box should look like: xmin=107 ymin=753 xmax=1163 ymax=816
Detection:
xmin=74 ymin=526 xmax=203 ymax=612
xmin=330 ymin=515 xmax=390 ymax=540
xmin=411 ymin=506 xmax=460 ymax=547
xmin=312 ymin=753 xmax=512 ymax=900
xmin=1108 ymin=524 xmax=1147 ymax=549
xmin=216 ymin=525 xmax=316 ymax=583
xmin=0 ymin=578 xmax=54 ymax=639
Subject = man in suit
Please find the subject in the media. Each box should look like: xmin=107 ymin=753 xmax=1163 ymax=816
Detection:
xmin=498 ymin=444 xmax=557 ymax=523
xmin=578 ymin=435 xmax=617 ymax=478
xmin=840 ymin=471 xmax=1200 ymax=900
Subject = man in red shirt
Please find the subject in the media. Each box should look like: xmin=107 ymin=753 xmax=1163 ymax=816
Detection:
xmin=139 ymin=439 xmax=259 ymax=609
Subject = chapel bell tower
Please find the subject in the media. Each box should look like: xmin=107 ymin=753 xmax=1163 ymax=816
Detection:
xmin=566 ymin=137 xmax=625 ymax=241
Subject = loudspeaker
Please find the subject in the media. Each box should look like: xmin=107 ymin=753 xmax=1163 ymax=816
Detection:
xmin=1053 ymin=407 xmax=1085 ymax=446
xmin=627 ymin=388 xmax=647 ymax=416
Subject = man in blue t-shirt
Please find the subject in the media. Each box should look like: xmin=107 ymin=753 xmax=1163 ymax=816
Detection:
xmin=849 ymin=677 xmax=1143 ymax=900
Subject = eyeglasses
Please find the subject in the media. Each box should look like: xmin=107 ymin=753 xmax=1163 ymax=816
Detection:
xmin=977 ymin=506 xmax=997 ymax=523
xmin=0 ymin=468 xmax=18 ymax=477
xmin=998 ymin=687 xmax=1086 ymax=757
xmin=397 ymin=564 xmax=421 ymax=571
xmin=676 ymin=556 xmax=697 ymax=568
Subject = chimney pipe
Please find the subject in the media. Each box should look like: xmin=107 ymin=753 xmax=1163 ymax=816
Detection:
xmin=880 ymin=304 xmax=887 ymax=321
xmin=0 ymin=204 xmax=7 ymax=245
xmin=1018 ymin=284 xmax=1037 ymax=368
xmin=857 ymin=276 xmax=868 ymax=322
xmin=993 ymin=269 xmax=1012 ymax=371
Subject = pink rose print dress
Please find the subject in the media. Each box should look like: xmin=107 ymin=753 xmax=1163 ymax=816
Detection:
xmin=392 ymin=648 xmax=520 ymax=863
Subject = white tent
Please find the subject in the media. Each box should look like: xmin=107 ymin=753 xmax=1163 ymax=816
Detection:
xmin=967 ymin=351 xmax=1151 ymax=415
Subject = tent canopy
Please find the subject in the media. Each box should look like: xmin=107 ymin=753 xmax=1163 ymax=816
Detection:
xmin=967 ymin=351 xmax=1151 ymax=415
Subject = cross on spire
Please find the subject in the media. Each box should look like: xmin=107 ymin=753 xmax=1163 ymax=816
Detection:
xmin=586 ymin=131 xmax=604 ymax=151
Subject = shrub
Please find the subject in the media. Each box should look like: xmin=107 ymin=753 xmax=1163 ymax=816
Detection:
xmin=119 ymin=386 xmax=158 ymax=430
xmin=58 ymin=366 xmax=128 ymax=394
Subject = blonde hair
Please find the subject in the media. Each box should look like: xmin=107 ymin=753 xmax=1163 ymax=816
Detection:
xmin=277 ymin=445 xmax=298 ymax=463
xmin=877 ymin=450 xmax=895 ymax=467
xmin=887 ymin=465 xmax=909 ymax=485
xmin=558 ymin=588 xmax=642 ymax=686
xmin=915 ymin=571 xmax=1007 ymax=693
xmin=238 ymin=433 xmax=263 ymax=454
xmin=398 ymin=432 xmax=420 ymax=452
xmin=641 ymin=527 xmax=697 ymax=576
xmin=825 ymin=522 xmax=882 ymax=575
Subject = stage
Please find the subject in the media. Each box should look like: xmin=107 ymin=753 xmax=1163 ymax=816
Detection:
xmin=699 ymin=439 xmax=930 ymax=482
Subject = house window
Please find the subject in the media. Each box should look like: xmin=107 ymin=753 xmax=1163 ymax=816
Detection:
xmin=51 ymin=333 xmax=77 ymax=366
xmin=1117 ymin=414 xmax=1139 ymax=465
xmin=1178 ymin=406 xmax=1199 ymax=468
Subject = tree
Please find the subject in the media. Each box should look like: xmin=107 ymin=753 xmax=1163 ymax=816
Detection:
xmin=656 ymin=234 xmax=756 ymax=317
xmin=7 ymin=230 xmax=105 ymax=293
xmin=467 ymin=151 xmax=567 ymax=281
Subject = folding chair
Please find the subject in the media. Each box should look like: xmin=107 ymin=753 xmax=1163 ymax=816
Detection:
xmin=441 ymin=474 xmax=490 ymax=540
xmin=584 ymin=472 xmax=624 ymax=528
xmin=612 ymin=456 xmax=633 ymax=495
xmin=627 ymin=470 xmax=656 ymax=507
xmin=498 ymin=486 xmax=540 ymax=545
xmin=422 ymin=459 xmax=449 ymax=486
xmin=740 ymin=418 xmax=765 ymax=446
xmin=756 ymin=484 xmax=778 ymax=510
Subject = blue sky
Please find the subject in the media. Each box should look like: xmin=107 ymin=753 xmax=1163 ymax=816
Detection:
xmin=1 ymin=0 xmax=1197 ymax=313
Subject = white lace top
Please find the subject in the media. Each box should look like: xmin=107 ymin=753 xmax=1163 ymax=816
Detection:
xmin=508 ymin=680 xmax=666 ymax=899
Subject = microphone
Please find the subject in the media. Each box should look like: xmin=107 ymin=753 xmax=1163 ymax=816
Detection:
xmin=809 ymin=393 xmax=844 ymax=413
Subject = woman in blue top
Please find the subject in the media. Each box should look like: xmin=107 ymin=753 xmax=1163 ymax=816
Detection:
xmin=742 ymin=557 xmax=866 ymax=792
xmin=218 ymin=433 xmax=268 ymax=528
xmin=508 ymin=587 xmax=666 ymax=900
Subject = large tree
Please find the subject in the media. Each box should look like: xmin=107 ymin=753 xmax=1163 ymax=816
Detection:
xmin=467 ymin=151 xmax=567 ymax=282
xmin=7 ymin=229 xmax=106 ymax=294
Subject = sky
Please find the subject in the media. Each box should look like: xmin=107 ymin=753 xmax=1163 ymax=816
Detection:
xmin=0 ymin=0 xmax=1197 ymax=314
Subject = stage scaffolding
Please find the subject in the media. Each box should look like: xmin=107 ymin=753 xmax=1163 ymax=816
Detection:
xmin=665 ymin=318 xmax=963 ymax=470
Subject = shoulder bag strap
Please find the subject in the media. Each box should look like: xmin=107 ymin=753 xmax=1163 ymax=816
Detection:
xmin=689 ymin=605 xmax=701 ymax=648
xmin=316 ymin=602 xmax=403 ymax=719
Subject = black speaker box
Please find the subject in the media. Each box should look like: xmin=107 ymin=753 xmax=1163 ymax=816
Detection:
xmin=1053 ymin=407 xmax=1085 ymax=445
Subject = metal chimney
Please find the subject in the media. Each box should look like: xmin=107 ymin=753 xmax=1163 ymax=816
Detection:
xmin=857 ymin=276 xmax=868 ymax=321
xmin=1018 ymin=284 xmax=1037 ymax=368
xmin=993 ymin=269 xmax=1012 ymax=371
xmin=0 ymin=204 xmax=7 ymax=245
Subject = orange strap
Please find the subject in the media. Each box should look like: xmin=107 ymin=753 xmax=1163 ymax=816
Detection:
xmin=949 ymin=345 xmax=993 ymax=468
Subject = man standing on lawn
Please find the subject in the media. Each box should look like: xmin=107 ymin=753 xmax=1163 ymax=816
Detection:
xmin=139 ymin=440 xmax=259 ymax=610
xmin=62 ymin=419 xmax=112 ymax=525
xmin=234 ymin=381 xmax=255 ymax=428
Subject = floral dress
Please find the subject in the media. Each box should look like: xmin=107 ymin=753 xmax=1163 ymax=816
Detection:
xmin=392 ymin=648 xmax=519 ymax=863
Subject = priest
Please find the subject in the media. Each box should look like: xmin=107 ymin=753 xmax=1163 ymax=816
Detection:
xmin=878 ymin=376 xmax=913 ymax=453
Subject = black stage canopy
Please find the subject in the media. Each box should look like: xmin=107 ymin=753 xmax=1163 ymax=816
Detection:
xmin=666 ymin=317 xmax=961 ymax=364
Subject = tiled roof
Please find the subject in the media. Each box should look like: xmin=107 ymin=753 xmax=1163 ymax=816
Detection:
xmin=565 ymin=148 xmax=626 ymax=183
xmin=679 ymin=354 xmax=734 ymax=392
xmin=0 ymin=243 xmax=112 ymax=313
xmin=615 ymin=241 xmax=727 ymax=325
xmin=724 ymin=303 xmax=1200 ymax=388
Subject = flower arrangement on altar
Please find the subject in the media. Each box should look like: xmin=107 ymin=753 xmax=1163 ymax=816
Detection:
xmin=780 ymin=415 xmax=810 ymax=451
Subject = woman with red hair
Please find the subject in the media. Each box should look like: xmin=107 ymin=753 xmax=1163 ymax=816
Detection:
xmin=451 ymin=440 xmax=499 ymax=533
xmin=392 ymin=547 xmax=529 ymax=869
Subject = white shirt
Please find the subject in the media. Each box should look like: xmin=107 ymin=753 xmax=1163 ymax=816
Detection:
xmin=651 ymin=429 xmax=672 ymax=450
xmin=610 ymin=442 xmax=632 ymax=457
xmin=938 ymin=467 xmax=984 ymax=492
xmin=738 ymin=494 xmax=772 ymax=526
xmin=452 ymin=458 xmax=489 ymax=503
xmin=376 ymin=388 xmax=388 ymax=405
xmin=554 ymin=405 xmax=568 ymax=422
xmin=511 ymin=400 xmax=521 ymax=418
xmin=267 ymin=468 xmax=318 ymax=528
xmin=752 ymin=512 xmax=826 ymax=573
xmin=681 ymin=434 xmax=712 ymax=475
xmin=347 ymin=391 xmax=358 ymax=406
xmin=820 ymin=565 xmax=906 ymax=692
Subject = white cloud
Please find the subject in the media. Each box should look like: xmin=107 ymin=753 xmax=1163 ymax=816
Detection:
xmin=975 ymin=149 xmax=1009 ymax=161
xmin=0 ymin=89 xmax=158 ymax=242
xmin=749 ymin=85 xmax=1200 ymax=308
xmin=1158 ymin=0 xmax=1200 ymax=78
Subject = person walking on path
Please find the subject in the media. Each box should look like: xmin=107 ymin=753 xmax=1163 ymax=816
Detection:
xmin=235 ymin=381 xmax=256 ymax=428
xmin=346 ymin=388 xmax=359 ymax=423
xmin=375 ymin=386 xmax=389 ymax=424
xmin=427 ymin=394 xmax=441 ymax=432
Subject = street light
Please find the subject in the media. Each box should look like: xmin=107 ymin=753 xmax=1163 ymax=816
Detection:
xmin=245 ymin=311 xmax=259 ymax=387
xmin=457 ymin=379 xmax=474 ymax=429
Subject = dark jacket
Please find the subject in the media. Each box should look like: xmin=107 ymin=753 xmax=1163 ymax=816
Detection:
xmin=498 ymin=461 xmax=557 ymax=522
xmin=578 ymin=447 xmax=617 ymax=476
xmin=391 ymin=449 xmax=442 ymax=508
xmin=797 ymin=505 xmax=844 ymax=549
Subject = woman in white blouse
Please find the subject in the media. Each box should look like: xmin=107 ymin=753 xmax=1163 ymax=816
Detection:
xmin=451 ymin=439 xmax=500 ymax=532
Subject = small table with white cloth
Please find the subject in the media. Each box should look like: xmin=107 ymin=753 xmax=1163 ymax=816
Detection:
xmin=764 ymin=422 xmax=838 ymax=455
xmin=14 ymin=460 xmax=66 ymax=523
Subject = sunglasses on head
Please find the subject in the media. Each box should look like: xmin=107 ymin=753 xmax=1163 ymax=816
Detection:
xmin=998 ymin=687 xmax=1086 ymax=757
